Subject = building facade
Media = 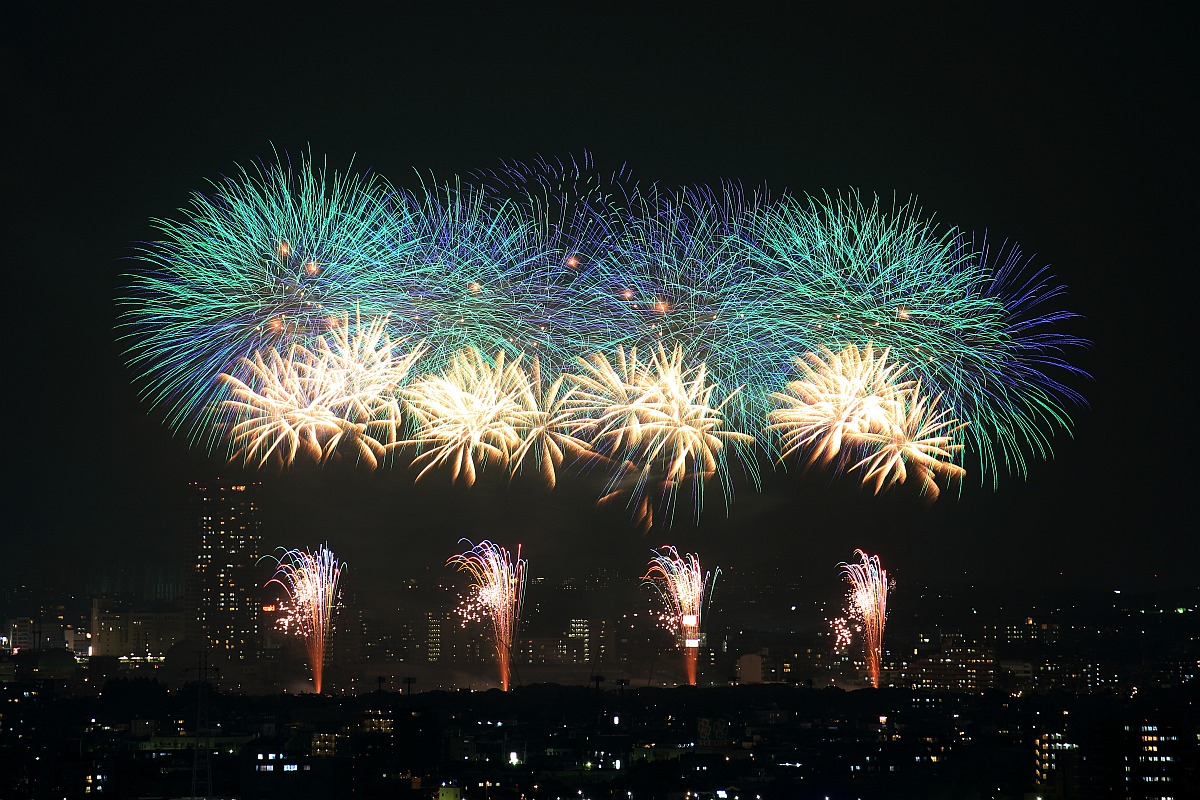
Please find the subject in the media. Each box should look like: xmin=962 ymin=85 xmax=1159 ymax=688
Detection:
xmin=185 ymin=480 xmax=264 ymax=659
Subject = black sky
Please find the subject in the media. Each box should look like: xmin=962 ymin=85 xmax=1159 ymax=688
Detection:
xmin=4 ymin=6 xmax=1190 ymax=597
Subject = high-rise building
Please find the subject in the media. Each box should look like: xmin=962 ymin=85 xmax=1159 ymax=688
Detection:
xmin=185 ymin=480 xmax=264 ymax=659
xmin=567 ymin=618 xmax=590 ymax=664
xmin=425 ymin=611 xmax=441 ymax=663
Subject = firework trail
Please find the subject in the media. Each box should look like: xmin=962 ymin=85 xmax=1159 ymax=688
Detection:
xmin=642 ymin=546 xmax=719 ymax=685
xmin=447 ymin=539 xmax=527 ymax=691
xmin=838 ymin=549 xmax=889 ymax=688
xmin=265 ymin=545 xmax=345 ymax=694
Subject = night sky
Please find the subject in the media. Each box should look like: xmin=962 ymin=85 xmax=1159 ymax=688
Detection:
xmin=5 ymin=7 xmax=1189 ymax=599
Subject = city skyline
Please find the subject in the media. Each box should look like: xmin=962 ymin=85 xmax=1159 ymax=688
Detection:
xmin=5 ymin=6 xmax=1189 ymax=598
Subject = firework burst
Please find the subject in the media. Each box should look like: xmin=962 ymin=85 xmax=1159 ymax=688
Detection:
xmin=382 ymin=178 xmax=572 ymax=371
xmin=571 ymin=345 xmax=755 ymax=526
xmin=642 ymin=546 xmax=719 ymax=685
xmin=768 ymin=345 xmax=966 ymax=499
xmin=848 ymin=383 xmax=967 ymax=500
xmin=448 ymin=539 xmax=527 ymax=691
xmin=266 ymin=545 xmax=345 ymax=694
xmin=402 ymin=349 xmax=530 ymax=485
xmin=767 ymin=344 xmax=911 ymax=465
xmin=121 ymin=153 xmax=1089 ymax=516
xmin=121 ymin=152 xmax=399 ymax=445
xmin=751 ymin=192 xmax=1086 ymax=483
xmin=838 ymin=549 xmax=890 ymax=688
xmin=219 ymin=312 xmax=426 ymax=468
xmin=580 ymin=183 xmax=787 ymax=427
xmin=506 ymin=358 xmax=595 ymax=488
xmin=471 ymin=151 xmax=636 ymax=275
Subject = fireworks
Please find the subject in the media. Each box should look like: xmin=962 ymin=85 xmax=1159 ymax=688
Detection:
xmin=642 ymin=546 xmax=719 ymax=685
xmin=839 ymin=549 xmax=890 ymax=688
xmin=122 ymin=152 xmax=1089 ymax=520
xmin=121 ymin=152 xmax=399 ymax=446
xmin=220 ymin=312 xmax=426 ymax=468
xmin=403 ymin=349 xmax=594 ymax=486
xmin=266 ymin=545 xmax=345 ymax=694
xmin=750 ymin=193 xmax=1086 ymax=483
xmin=767 ymin=345 xmax=966 ymax=499
xmin=571 ymin=345 xmax=755 ymax=525
xmin=448 ymin=539 xmax=527 ymax=691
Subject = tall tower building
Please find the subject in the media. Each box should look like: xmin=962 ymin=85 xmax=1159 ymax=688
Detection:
xmin=185 ymin=480 xmax=264 ymax=660
xmin=425 ymin=611 xmax=442 ymax=663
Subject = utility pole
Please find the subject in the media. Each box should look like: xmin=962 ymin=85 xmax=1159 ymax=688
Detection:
xmin=188 ymin=650 xmax=218 ymax=800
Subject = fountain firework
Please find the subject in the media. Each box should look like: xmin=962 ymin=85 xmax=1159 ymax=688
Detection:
xmin=643 ymin=546 xmax=719 ymax=685
xmin=448 ymin=539 xmax=527 ymax=691
xmin=839 ymin=549 xmax=890 ymax=688
xmin=266 ymin=545 xmax=344 ymax=693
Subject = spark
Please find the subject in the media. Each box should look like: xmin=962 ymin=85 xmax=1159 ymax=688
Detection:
xmin=829 ymin=616 xmax=853 ymax=654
